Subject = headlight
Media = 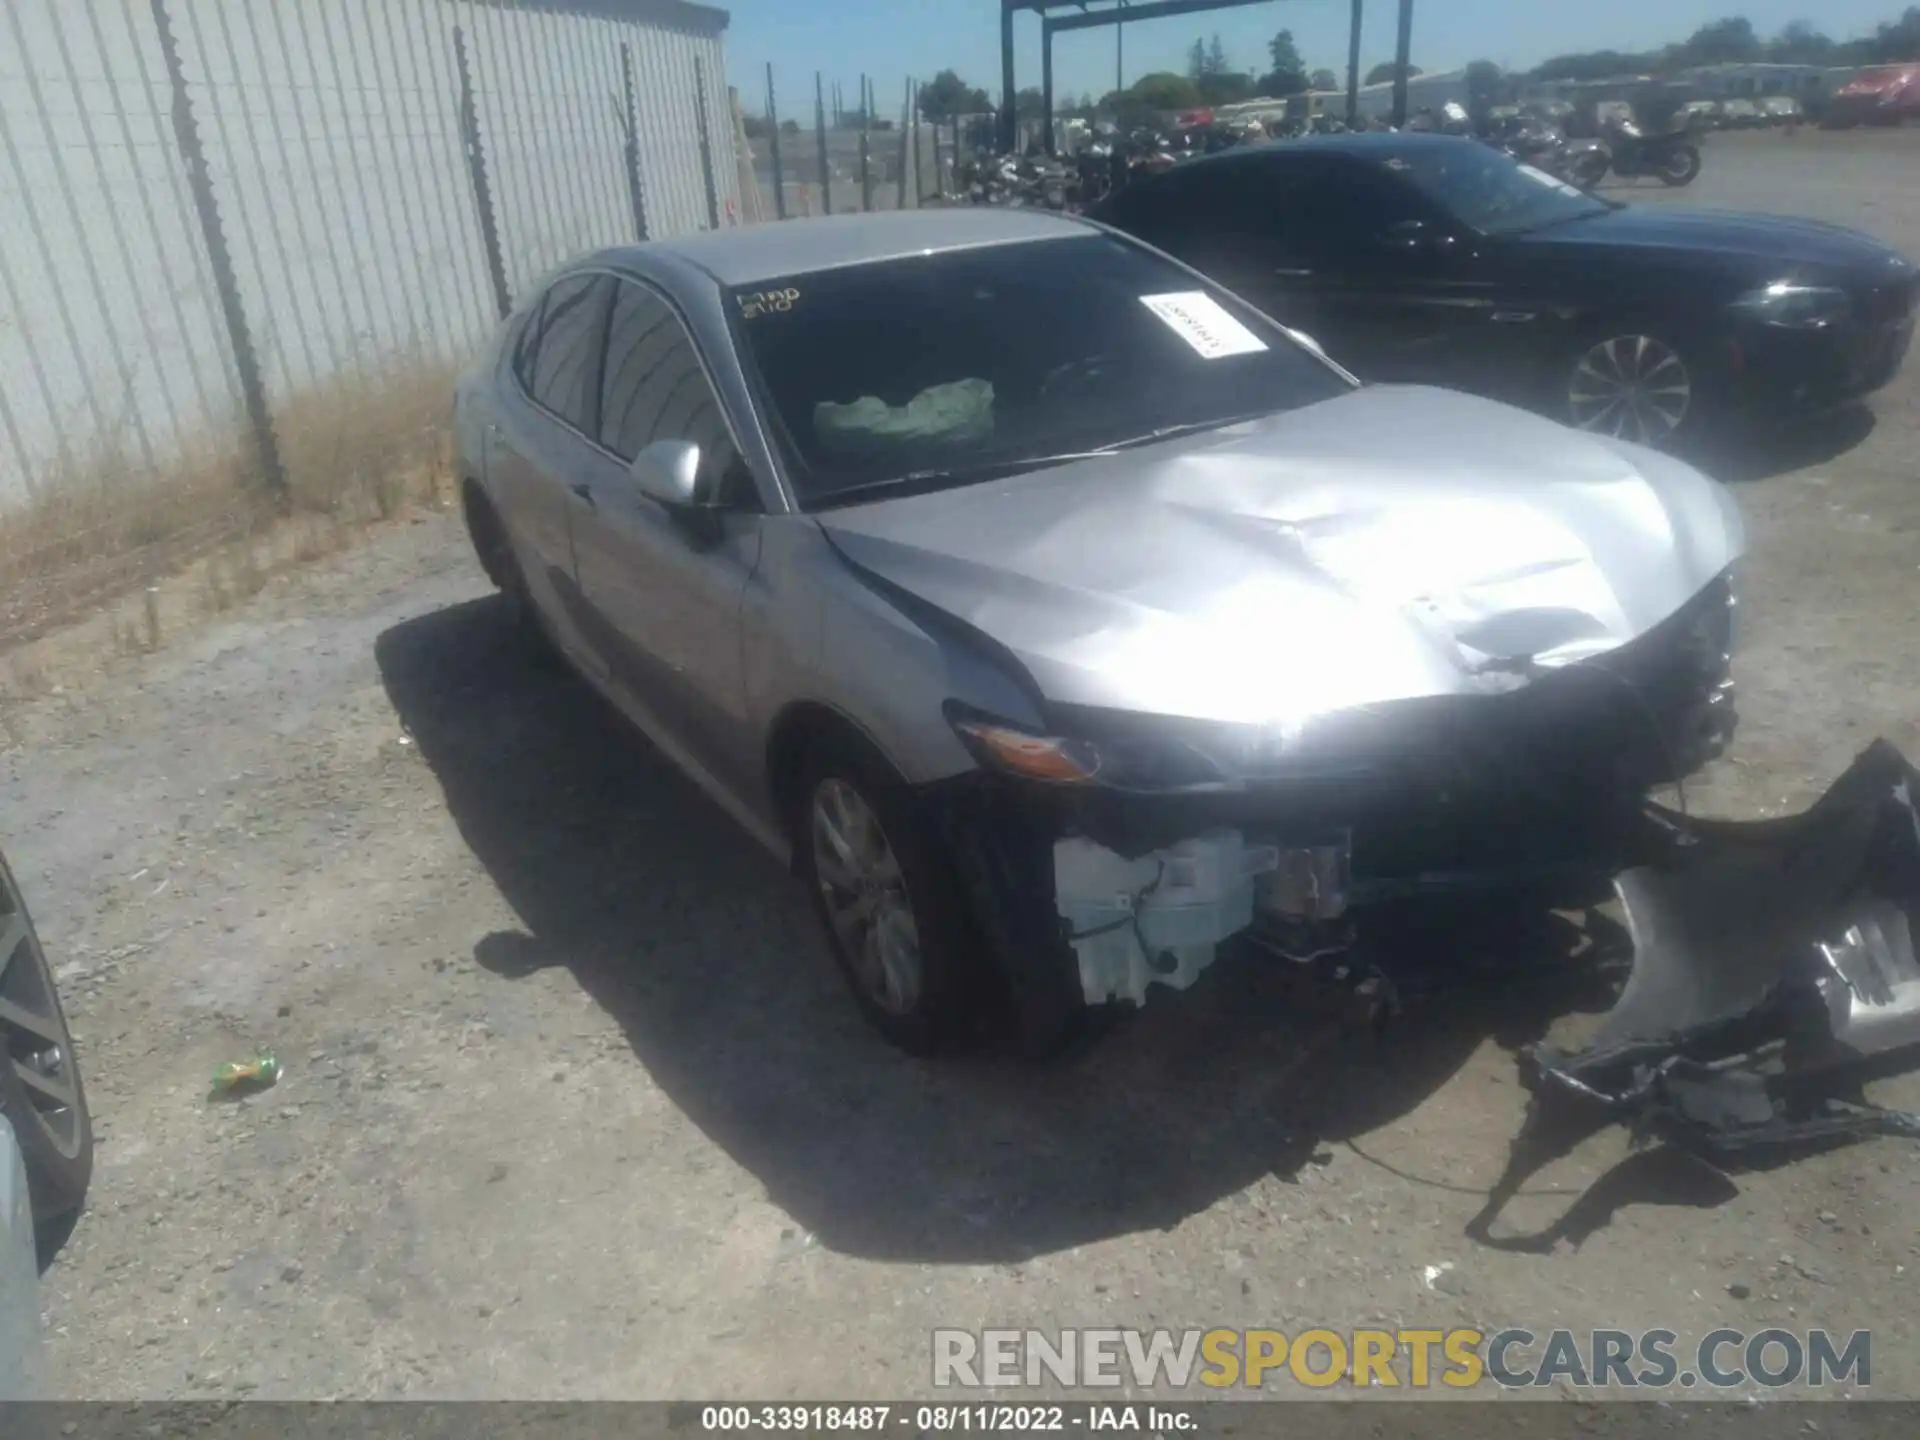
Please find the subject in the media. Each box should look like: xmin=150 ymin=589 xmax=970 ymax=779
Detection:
xmin=945 ymin=704 xmax=1231 ymax=791
xmin=1730 ymin=282 xmax=1852 ymax=329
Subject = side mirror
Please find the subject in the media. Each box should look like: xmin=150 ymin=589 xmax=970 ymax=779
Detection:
xmin=629 ymin=438 xmax=703 ymax=509
xmin=1282 ymin=327 xmax=1330 ymax=362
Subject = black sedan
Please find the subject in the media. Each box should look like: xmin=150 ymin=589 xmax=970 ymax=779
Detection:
xmin=1089 ymin=134 xmax=1917 ymax=447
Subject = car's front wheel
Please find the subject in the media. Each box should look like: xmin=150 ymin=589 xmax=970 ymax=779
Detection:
xmin=795 ymin=741 xmax=980 ymax=1054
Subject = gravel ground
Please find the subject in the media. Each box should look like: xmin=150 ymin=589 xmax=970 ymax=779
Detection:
xmin=7 ymin=127 xmax=1920 ymax=1402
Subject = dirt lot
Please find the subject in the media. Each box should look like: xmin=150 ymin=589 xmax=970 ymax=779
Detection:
xmin=7 ymin=127 xmax=1920 ymax=1402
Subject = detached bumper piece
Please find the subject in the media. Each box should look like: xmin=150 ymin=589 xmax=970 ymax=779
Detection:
xmin=1474 ymin=739 xmax=1920 ymax=1246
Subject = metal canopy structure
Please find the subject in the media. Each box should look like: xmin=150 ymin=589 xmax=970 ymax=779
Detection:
xmin=999 ymin=0 xmax=1417 ymax=153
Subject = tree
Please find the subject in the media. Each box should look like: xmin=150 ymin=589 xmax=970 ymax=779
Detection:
xmin=1769 ymin=20 xmax=1835 ymax=63
xmin=1268 ymin=30 xmax=1305 ymax=78
xmin=919 ymin=68 xmax=991 ymax=122
xmin=1365 ymin=61 xmax=1422 ymax=86
xmin=1682 ymin=16 xmax=1762 ymax=65
xmin=743 ymin=114 xmax=771 ymax=140
xmin=780 ymin=118 xmax=800 ymax=135
xmin=1310 ymin=68 xmax=1339 ymax=91
xmin=1014 ymin=87 xmax=1047 ymax=120
xmin=1207 ymin=34 xmax=1229 ymax=75
xmin=1131 ymin=71 xmax=1202 ymax=109
xmin=1258 ymin=29 xmax=1308 ymax=95
xmin=1198 ymin=72 xmax=1258 ymax=104
xmin=1464 ymin=59 xmax=1503 ymax=103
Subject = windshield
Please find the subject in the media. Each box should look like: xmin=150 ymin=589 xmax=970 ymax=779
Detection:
xmin=1376 ymin=141 xmax=1611 ymax=237
xmin=729 ymin=233 xmax=1351 ymax=507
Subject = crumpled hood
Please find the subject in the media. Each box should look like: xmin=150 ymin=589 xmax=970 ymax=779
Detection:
xmin=815 ymin=385 xmax=1745 ymax=726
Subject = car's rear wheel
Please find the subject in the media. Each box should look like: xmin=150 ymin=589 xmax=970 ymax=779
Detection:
xmin=795 ymin=740 xmax=980 ymax=1054
xmin=1564 ymin=330 xmax=1700 ymax=447
xmin=0 ymin=848 xmax=92 ymax=1231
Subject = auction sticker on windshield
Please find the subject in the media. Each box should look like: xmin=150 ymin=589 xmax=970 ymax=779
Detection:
xmin=1139 ymin=292 xmax=1269 ymax=359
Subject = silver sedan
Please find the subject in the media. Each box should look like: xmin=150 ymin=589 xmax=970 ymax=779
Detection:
xmin=453 ymin=208 xmax=1743 ymax=1055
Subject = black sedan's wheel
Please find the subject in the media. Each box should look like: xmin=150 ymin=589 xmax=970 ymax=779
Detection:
xmin=0 ymin=848 xmax=92 ymax=1227
xmin=796 ymin=742 xmax=978 ymax=1054
xmin=1565 ymin=332 xmax=1697 ymax=447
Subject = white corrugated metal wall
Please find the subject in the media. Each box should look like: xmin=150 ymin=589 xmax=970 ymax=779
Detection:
xmin=0 ymin=0 xmax=738 ymax=518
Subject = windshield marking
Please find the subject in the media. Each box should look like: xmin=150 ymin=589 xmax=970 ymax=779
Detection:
xmin=1138 ymin=292 xmax=1270 ymax=359
xmin=737 ymin=287 xmax=802 ymax=319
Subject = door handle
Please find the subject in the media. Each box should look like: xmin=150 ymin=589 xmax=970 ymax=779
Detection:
xmin=1274 ymin=267 xmax=1313 ymax=278
xmin=570 ymin=482 xmax=595 ymax=508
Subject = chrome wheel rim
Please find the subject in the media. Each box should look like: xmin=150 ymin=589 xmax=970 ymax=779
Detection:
xmin=810 ymin=779 xmax=922 ymax=1016
xmin=0 ymin=868 xmax=85 ymax=1159
xmin=1568 ymin=334 xmax=1692 ymax=444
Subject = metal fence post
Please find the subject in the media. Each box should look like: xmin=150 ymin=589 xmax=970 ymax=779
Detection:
xmin=766 ymin=64 xmax=787 ymax=221
xmin=911 ymin=82 xmax=923 ymax=206
xmin=619 ymin=42 xmax=651 ymax=241
xmin=814 ymin=72 xmax=831 ymax=216
xmin=859 ymin=75 xmax=872 ymax=211
xmin=896 ymin=79 xmax=910 ymax=208
xmin=694 ymin=57 xmax=721 ymax=230
xmin=454 ymin=25 xmax=513 ymax=320
xmin=149 ymin=0 xmax=286 ymax=503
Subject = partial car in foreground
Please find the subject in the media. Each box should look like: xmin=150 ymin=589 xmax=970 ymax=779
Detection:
xmin=0 ymin=846 xmax=90 ymax=1233
xmin=454 ymin=209 xmax=1743 ymax=1055
xmin=1090 ymin=133 xmax=1916 ymax=448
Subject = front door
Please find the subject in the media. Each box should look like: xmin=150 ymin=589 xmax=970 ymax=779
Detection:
xmin=567 ymin=278 xmax=764 ymax=788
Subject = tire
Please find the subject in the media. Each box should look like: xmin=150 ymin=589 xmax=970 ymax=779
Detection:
xmin=1560 ymin=326 xmax=1706 ymax=449
xmin=1567 ymin=150 xmax=1609 ymax=189
xmin=0 ymin=848 xmax=92 ymax=1230
xmin=1656 ymin=143 xmax=1701 ymax=187
xmin=793 ymin=736 xmax=982 ymax=1054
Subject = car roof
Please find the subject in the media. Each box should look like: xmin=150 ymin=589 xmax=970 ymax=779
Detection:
xmin=1120 ymin=131 xmax=1478 ymax=187
xmin=629 ymin=208 xmax=1097 ymax=286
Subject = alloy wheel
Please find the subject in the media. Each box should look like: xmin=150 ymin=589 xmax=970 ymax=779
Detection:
xmin=1567 ymin=334 xmax=1693 ymax=444
xmin=0 ymin=870 xmax=85 ymax=1161
xmin=810 ymin=779 xmax=923 ymax=1016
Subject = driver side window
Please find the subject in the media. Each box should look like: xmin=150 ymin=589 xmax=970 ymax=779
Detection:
xmin=1273 ymin=160 xmax=1429 ymax=264
xmin=599 ymin=279 xmax=757 ymax=510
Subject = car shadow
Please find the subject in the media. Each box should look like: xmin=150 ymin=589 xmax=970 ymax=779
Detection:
xmin=376 ymin=597 xmax=1636 ymax=1264
xmin=1685 ymin=402 xmax=1877 ymax=483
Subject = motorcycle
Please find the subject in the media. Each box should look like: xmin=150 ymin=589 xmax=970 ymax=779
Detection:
xmin=1569 ymin=116 xmax=1704 ymax=188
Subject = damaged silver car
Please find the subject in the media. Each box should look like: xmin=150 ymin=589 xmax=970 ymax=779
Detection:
xmin=453 ymin=208 xmax=1743 ymax=1054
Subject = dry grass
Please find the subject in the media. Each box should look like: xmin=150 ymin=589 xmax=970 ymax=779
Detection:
xmin=0 ymin=356 xmax=461 ymax=650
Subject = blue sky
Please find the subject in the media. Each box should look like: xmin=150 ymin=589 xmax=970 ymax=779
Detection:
xmin=722 ymin=1 xmax=1901 ymax=111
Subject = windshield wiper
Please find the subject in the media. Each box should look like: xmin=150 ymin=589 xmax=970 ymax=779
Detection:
xmin=807 ymin=413 xmax=1277 ymax=510
xmin=809 ymin=453 xmax=1109 ymax=508
xmin=1088 ymin=410 xmax=1276 ymax=452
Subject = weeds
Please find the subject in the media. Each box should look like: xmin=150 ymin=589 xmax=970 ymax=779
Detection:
xmin=0 ymin=356 xmax=460 ymax=649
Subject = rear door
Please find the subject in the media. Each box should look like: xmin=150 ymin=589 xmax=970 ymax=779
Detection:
xmin=488 ymin=271 xmax=618 ymax=664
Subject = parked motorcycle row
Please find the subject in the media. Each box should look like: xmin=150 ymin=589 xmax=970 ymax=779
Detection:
xmin=941 ymin=97 xmax=1706 ymax=214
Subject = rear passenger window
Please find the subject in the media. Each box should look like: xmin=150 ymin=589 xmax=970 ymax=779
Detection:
xmin=600 ymin=280 xmax=753 ymax=506
xmin=524 ymin=273 xmax=615 ymax=434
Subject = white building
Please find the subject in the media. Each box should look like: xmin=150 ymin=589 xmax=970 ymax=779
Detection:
xmin=1352 ymin=68 xmax=1470 ymax=119
xmin=1675 ymin=61 xmax=1856 ymax=99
